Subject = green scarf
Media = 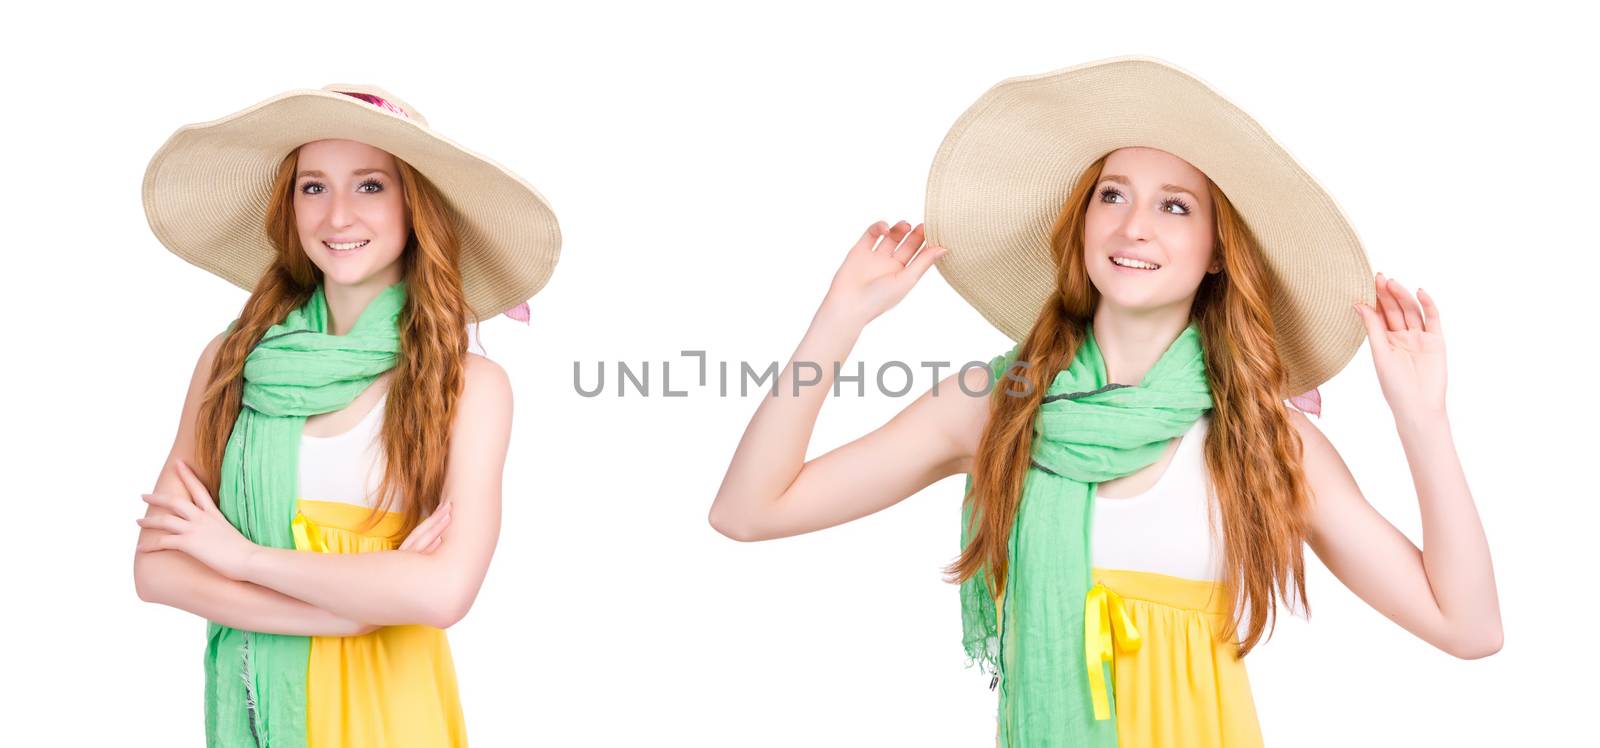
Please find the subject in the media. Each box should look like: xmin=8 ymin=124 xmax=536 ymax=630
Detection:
xmin=203 ymin=282 xmax=406 ymax=747
xmin=960 ymin=321 xmax=1213 ymax=747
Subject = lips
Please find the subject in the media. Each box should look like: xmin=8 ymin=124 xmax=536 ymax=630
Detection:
xmin=323 ymin=239 xmax=370 ymax=252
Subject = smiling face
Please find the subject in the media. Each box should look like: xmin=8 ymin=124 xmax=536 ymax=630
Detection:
xmin=292 ymin=138 xmax=409 ymax=289
xmin=1082 ymin=146 xmax=1221 ymax=311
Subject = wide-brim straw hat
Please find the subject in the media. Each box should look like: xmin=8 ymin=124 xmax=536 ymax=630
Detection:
xmin=925 ymin=55 xmax=1373 ymax=397
xmin=142 ymin=83 xmax=561 ymax=321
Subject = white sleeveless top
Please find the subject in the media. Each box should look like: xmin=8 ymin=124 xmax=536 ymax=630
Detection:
xmin=298 ymin=392 xmax=389 ymax=509
xmin=296 ymin=335 xmax=486 ymax=508
xmin=1090 ymin=413 xmax=1223 ymax=581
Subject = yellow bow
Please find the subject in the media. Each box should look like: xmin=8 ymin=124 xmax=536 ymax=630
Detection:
xmin=290 ymin=512 xmax=329 ymax=553
xmin=1085 ymin=580 xmax=1142 ymax=721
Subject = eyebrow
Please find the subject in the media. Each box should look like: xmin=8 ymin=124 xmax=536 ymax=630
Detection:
xmin=1098 ymin=174 xmax=1201 ymax=200
xmin=295 ymin=168 xmax=393 ymax=179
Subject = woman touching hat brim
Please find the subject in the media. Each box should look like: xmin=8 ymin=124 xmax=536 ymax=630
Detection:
xmin=142 ymin=83 xmax=561 ymax=321
xmin=925 ymin=55 xmax=1373 ymax=397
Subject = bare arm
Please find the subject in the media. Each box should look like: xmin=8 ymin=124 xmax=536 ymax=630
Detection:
xmin=132 ymin=332 xmax=375 ymax=637
xmin=228 ymin=354 xmax=511 ymax=629
xmin=1301 ymin=273 xmax=1501 ymax=659
xmin=1298 ymin=409 xmax=1501 ymax=659
xmin=708 ymin=221 xmax=988 ymax=541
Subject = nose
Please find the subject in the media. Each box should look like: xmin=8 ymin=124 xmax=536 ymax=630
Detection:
xmin=1118 ymin=201 xmax=1154 ymax=243
xmin=326 ymin=187 xmax=356 ymax=230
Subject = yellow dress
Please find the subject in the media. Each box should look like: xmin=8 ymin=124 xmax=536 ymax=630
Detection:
xmin=292 ymin=498 xmax=469 ymax=747
xmin=993 ymin=569 xmax=1261 ymax=747
xmin=1092 ymin=567 xmax=1262 ymax=747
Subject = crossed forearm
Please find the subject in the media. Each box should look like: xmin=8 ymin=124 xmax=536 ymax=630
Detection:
xmin=239 ymin=546 xmax=469 ymax=629
xmin=135 ymin=549 xmax=370 ymax=637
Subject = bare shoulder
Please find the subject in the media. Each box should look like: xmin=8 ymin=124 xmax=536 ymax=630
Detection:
xmin=904 ymin=364 xmax=994 ymax=476
xmin=160 ymin=331 xmax=229 ymax=488
xmin=178 ymin=331 xmax=228 ymax=408
xmin=462 ymin=353 xmax=511 ymax=398
xmin=457 ymin=353 xmax=513 ymax=425
xmin=954 ymin=362 xmax=997 ymax=443
xmin=194 ymin=331 xmax=226 ymax=376
xmin=445 ymin=353 xmax=513 ymax=469
xmin=1283 ymin=406 xmax=1364 ymax=519
xmin=1284 ymin=407 xmax=1340 ymax=466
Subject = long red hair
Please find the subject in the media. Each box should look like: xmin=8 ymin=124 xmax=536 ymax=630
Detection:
xmin=193 ymin=146 xmax=475 ymax=540
xmin=944 ymin=154 xmax=1314 ymax=657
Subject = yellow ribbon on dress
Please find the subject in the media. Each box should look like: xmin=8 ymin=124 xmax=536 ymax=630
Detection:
xmin=290 ymin=511 xmax=329 ymax=553
xmin=1085 ymin=580 xmax=1142 ymax=720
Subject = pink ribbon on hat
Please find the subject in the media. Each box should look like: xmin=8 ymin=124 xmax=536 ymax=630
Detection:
xmin=332 ymin=90 xmax=532 ymax=327
xmin=1287 ymin=387 xmax=1322 ymax=417
xmin=335 ymin=91 xmax=411 ymax=118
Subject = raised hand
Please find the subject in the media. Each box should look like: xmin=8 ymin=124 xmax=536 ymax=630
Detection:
xmin=820 ymin=220 xmax=948 ymax=329
xmin=1352 ymin=272 xmax=1448 ymax=420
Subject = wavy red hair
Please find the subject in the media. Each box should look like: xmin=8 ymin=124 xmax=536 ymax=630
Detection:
xmin=193 ymin=146 xmax=476 ymax=541
xmin=944 ymin=154 xmax=1314 ymax=657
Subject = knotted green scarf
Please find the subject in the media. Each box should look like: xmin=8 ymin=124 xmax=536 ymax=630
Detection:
xmin=203 ymin=281 xmax=405 ymax=747
xmin=960 ymin=321 xmax=1213 ymax=747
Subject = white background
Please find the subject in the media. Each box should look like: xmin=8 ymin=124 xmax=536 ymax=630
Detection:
xmin=3 ymin=1 xmax=1595 ymax=745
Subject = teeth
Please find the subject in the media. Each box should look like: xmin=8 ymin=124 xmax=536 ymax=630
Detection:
xmin=1112 ymin=256 xmax=1159 ymax=270
xmin=325 ymin=240 xmax=369 ymax=251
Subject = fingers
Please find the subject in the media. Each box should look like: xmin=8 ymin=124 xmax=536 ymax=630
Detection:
xmin=398 ymin=525 xmax=421 ymax=552
xmin=401 ymin=508 xmax=443 ymax=551
xmin=1374 ymin=272 xmax=1407 ymax=332
xmin=901 ymin=240 xmax=949 ymax=282
xmin=173 ymin=460 xmax=220 ymax=513
xmin=136 ymin=514 xmax=185 ymax=535
xmin=875 ymin=221 xmax=913 ymax=253
xmin=400 ymin=502 xmax=452 ymax=552
xmin=399 ymin=508 xmax=436 ymax=551
xmin=136 ymin=533 xmax=177 ymax=553
xmin=889 ymin=222 xmax=925 ymax=258
xmin=416 ymin=510 xmax=451 ymax=552
xmin=1417 ymin=287 xmax=1443 ymax=335
xmin=850 ymin=221 xmax=890 ymax=253
xmin=1351 ymin=299 xmax=1385 ymax=343
xmin=142 ymin=492 xmax=198 ymax=521
xmin=1383 ymin=275 xmax=1423 ymax=331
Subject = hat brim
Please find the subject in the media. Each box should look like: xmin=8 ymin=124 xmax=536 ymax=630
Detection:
xmin=142 ymin=88 xmax=561 ymax=321
xmin=925 ymin=55 xmax=1373 ymax=396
